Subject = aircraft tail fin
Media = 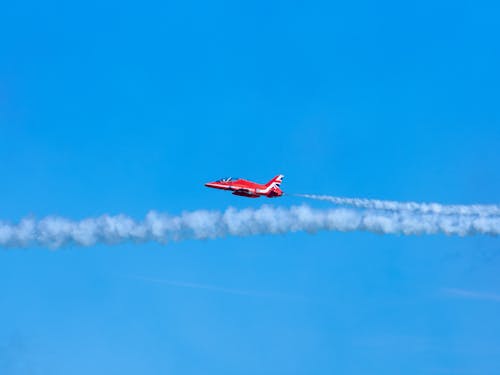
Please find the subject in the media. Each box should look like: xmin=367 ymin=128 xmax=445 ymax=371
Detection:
xmin=265 ymin=174 xmax=284 ymax=188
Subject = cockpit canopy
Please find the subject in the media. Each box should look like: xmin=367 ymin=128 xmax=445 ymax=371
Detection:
xmin=216 ymin=177 xmax=237 ymax=183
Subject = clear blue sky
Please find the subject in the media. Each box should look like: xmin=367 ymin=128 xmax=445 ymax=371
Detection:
xmin=1 ymin=0 xmax=499 ymax=373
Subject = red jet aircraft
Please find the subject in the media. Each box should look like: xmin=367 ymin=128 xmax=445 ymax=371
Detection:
xmin=205 ymin=175 xmax=284 ymax=198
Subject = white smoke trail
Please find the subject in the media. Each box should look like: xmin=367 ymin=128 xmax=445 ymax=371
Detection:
xmin=0 ymin=205 xmax=498 ymax=248
xmin=296 ymin=194 xmax=500 ymax=217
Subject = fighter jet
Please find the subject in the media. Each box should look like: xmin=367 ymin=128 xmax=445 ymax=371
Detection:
xmin=205 ymin=175 xmax=284 ymax=198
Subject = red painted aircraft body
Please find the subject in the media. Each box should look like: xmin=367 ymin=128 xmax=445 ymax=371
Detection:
xmin=205 ymin=175 xmax=284 ymax=198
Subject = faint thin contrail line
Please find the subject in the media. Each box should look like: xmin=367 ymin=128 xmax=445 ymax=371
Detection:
xmin=442 ymin=288 xmax=500 ymax=302
xmin=131 ymin=275 xmax=304 ymax=300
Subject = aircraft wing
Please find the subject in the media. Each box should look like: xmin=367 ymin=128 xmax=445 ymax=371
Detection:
xmin=233 ymin=188 xmax=252 ymax=194
xmin=232 ymin=189 xmax=259 ymax=198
